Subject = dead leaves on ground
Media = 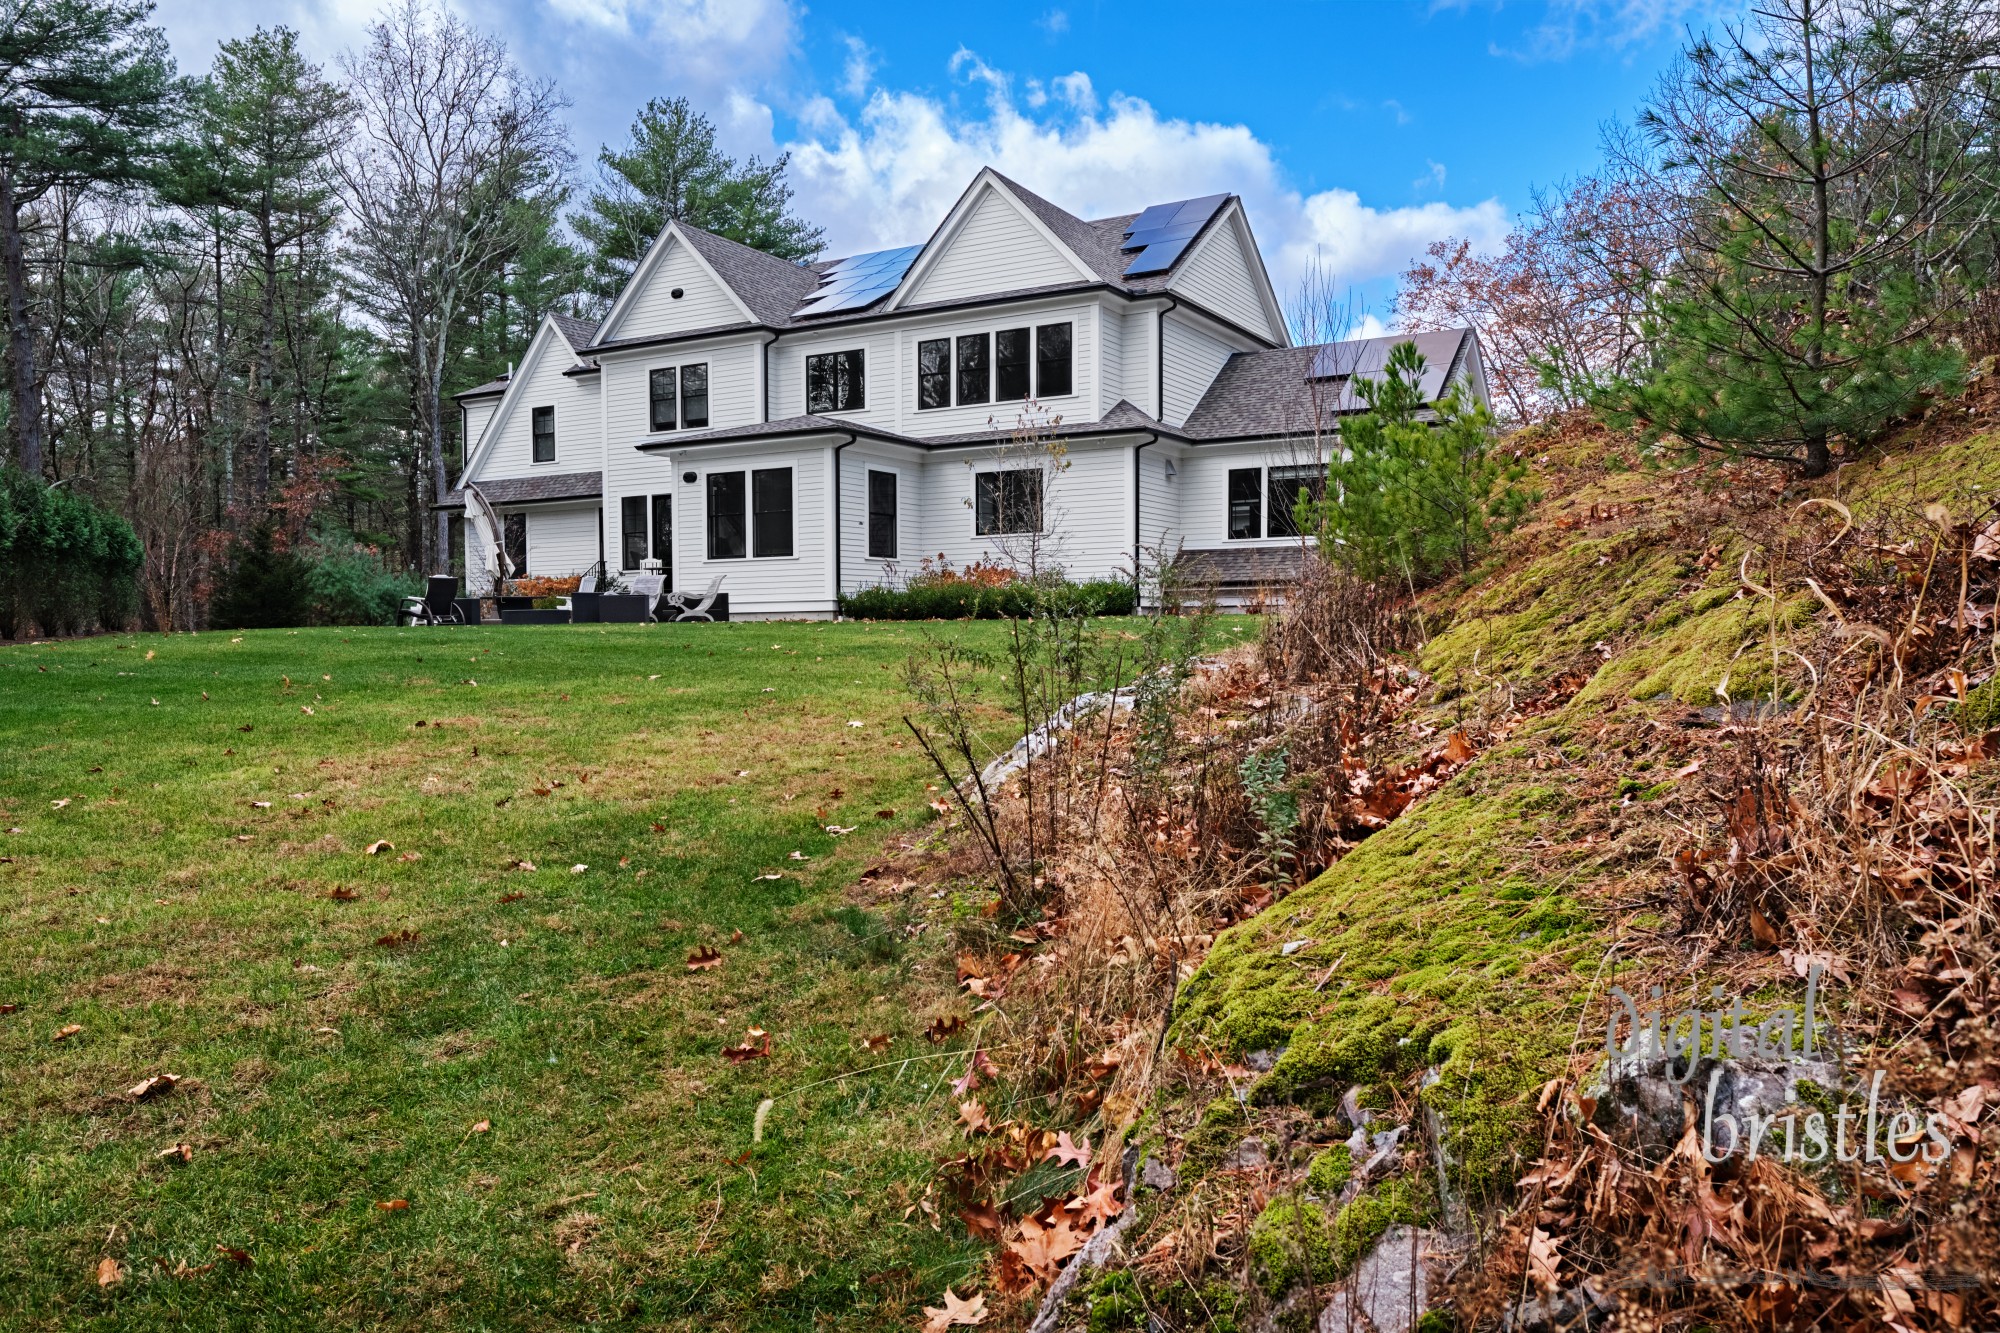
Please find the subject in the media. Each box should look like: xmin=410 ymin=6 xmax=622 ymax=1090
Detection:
xmin=722 ymin=1027 xmax=771 ymax=1063
xmin=685 ymin=945 xmax=723 ymax=971
xmin=921 ymin=1288 xmax=987 ymax=1330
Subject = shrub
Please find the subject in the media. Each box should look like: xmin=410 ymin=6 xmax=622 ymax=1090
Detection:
xmin=210 ymin=523 xmax=311 ymax=629
xmin=304 ymin=543 xmax=422 ymax=626
xmin=839 ymin=576 xmax=1134 ymax=621
xmin=0 ymin=467 xmax=142 ymax=639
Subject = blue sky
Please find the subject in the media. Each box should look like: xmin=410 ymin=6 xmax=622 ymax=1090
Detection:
xmin=151 ymin=0 xmax=1731 ymax=326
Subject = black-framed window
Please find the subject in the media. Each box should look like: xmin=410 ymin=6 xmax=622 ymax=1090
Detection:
xmin=1036 ymin=322 xmax=1073 ymax=398
xmin=995 ymin=328 xmax=1031 ymax=401
xmin=917 ymin=338 xmax=950 ymax=410
xmin=620 ymin=496 xmax=647 ymax=570
xmin=956 ymin=333 xmax=990 ymax=406
xmin=650 ymin=493 xmax=673 ymax=585
xmin=1267 ymin=464 xmax=1326 ymax=539
xmin=681 ymin=363 xmax=709 ymax=429
xmin=707 ymin=471 xmax=746 ymax=560
xmin=503 ymin=511 xmax=528 ymax=572
xmin=649 ymin=368 xmax=677 ymax=432
xmin=752 ymin=468 xmax=794 ymax=558
xmin=975 ymin=469 xmax=1042 ymax=536
xmin=531 ymin=406 xmax=555 ymax=462
xmin=1227 ymin=468 xmax=1262 ymax=541
xmin=806 ymin=349 xmax=866 ymax=414
xmin=867 ymin=469 xmax=897 ymax=559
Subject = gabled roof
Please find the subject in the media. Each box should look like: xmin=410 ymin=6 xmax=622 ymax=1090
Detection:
xmin=550 ymin=312 xmax=600 ymax=352
xmin=435 ymin=470 xmax=602 ymax=510
xmin=674 ymin=227 xmax=822 ymax=326
xmin=1181 ymin=329 xmax=1478 ymax=441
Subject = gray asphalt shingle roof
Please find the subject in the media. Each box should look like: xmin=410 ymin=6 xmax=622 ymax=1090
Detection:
xmin=436 ymin=471 xmax=602 ymax=509
xmin=1180 ymin=329 xmax=1474 ymax=441
xmin=1172 ymin=545 xmax=1310 ymax=587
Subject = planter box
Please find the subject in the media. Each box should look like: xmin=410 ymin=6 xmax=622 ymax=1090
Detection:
xmin=569 ymin=591 xmax=601 ymax=624
xmin=499 ymin=608 xmax=570 ymax=625
xmin=497 ymin=596 xmax=535 ymax=613
xmin=452 ymin=597 xmax=483 ymax=625
xmin=597 ymin=594 xmax=649 ymax=623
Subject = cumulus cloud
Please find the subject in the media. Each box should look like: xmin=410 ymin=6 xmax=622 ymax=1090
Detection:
xmin=782 ymin=53 xmax=1509 ymax=299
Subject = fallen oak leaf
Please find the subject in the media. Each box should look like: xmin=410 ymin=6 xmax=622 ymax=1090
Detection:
xmin=375 ymin=1199 xmax=409 ymax=1211
xmin=722 ymin=1027 xmax=772 ymax=1063
xmin=128 ymin=1074 xmax=180 ymax=1101
xmin=96 ymin=1257 xmax=124 ymax=1288
xmin=922 ymin=1287 xmax=988 ymax=1331
xmin=214 ymin=1246 xmax=253 ymax=1268
xmin=1046 ymin=1131 xmax=1091 ymax=1169
xmin=957 ymin=1099 xmax=993 ymax=1134
xmin=686 ymin=945 xmax=724 ymax=971
xmin=52 ymin=1024 xmax=82 ymax=1042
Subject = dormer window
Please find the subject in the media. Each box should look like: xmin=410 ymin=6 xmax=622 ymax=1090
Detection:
xmin=806 ymin=349 xmax=866 ymax=414
xmin=531 ymin=406 xmax=555 ymax=462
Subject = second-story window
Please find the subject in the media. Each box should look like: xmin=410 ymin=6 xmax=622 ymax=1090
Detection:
xmin=682 ymin=363 xmax=709 ymax=429
xmin=1036 ymin=322 xmax=1073 ymax=397
xmin=806 ymin=349 xmax=866 ymax=414
xmin=956 ymin=333 xmax=990 ymax=406
xmin=531 ymin=406 xmax=555 ymax=462
xmin=995 ymin=328 xmax=1031 ymax=401
xmin=917 ymin=338 xmax=950 ymax=410
xmin=649 ymin=368 xmax=677 ymax=431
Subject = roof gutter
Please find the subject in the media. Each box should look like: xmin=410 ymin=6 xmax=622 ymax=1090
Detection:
xmin=830 ymin=433 xmax=858 ymax=616
xmin=1131 ymin=431 xmax=1160 ymax=596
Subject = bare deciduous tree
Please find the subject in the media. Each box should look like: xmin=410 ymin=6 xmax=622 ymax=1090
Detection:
xmin=339 ymin=0 xmax=570 ymax=568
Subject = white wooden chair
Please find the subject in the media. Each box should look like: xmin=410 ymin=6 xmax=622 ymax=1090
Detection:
xmin=661 ymin=575 xmax=725 ymax=622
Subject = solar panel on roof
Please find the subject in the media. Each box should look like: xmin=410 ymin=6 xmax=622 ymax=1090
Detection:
xmin=796 ymin=244 xmax=924 ymax=314
xmin=1120 ymin=194 xmax=1228 ymax=276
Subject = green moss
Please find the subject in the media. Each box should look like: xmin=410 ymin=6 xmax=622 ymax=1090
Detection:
xmin=1332 ymin=1177 xmax=1424 ymax=1270
xmin=1247 ymin=1197 xmax=1334 ymax=1295
xmin=1172 ymin=747 xmax=1594 ymax=1195
xmin=1305 ymin=1144 xmax=1353 ymax=1197
xmin=1182 ymin=1094 xmax=1251 ymax=1174
xmin=1959 ymin=676 xmax=2000 ymax=734
xmin=1580 ymin=589 xmax=1813 ymax=706
xmin=1085 ymin=1271 xmax=1145 ymax=1332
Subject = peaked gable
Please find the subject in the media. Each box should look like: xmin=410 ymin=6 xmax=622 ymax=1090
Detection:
xmin=594 ymin=224 xmax=756 ymax=345
xmin=1167 ymin=201 xmax=1287 ymax=345
xmin=891 ymin=173 xmax=1097 ymax=309
xmin=461 ymin=314 xmax=600 ymax=483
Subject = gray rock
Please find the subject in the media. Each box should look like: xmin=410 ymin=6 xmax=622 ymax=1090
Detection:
xmin=1141 ymin=1157 xmax=1178 ymax=1191
xmin=1245 ymin=1048 xmax=1282 ymax=1072
xmin=1340 ymin=1085 xmax=1375 ymax=1130
xmin=1317 ymin=1226 xmax=1437 ymax=1333
xmin=1588 ymin=1042 xmax=1841 ymax=1162
xmin=1225 ymin=1136 xmax=1269 ymax=1171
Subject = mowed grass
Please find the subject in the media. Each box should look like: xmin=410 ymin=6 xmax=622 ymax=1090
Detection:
xmin=0 ymin=620 xmax=1043 ymax=1331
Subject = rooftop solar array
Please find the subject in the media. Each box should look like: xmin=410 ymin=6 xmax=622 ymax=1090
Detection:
xmin=1120 ymin=194 xmax=1228 ymax=276
xmin=795 ymin=244 xmax=924 ymax=315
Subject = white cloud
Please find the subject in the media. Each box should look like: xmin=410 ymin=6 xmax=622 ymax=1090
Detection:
xmin=840 ymin=35 xmax=876 ymax=99
xmin=783 ymin=53 xmax=1508 ymax=297
xmin=1038 ymin=9 xmax=1071 ymax=36
xmin=1493 ymin=0 xmax=1730 ymax=62
xmin=1345 ymin=313 xmax=1392 ymax=340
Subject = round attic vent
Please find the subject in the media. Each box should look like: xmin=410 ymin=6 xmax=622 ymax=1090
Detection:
xmin=670 ymin=287 xmax=684 ymax=299
xmin=682 ymin=471 xmax=697 ymax=484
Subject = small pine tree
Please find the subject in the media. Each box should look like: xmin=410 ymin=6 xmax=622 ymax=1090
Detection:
xmin=1316 ymin=341 xmax=1534 ymax=583
xmin=211 ymin=523 xmax=311 ymax=629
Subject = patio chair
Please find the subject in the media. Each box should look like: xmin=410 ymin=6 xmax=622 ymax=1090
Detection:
xmin=661 ymin=575 xmax=725 ymax=622
xmin=556 ymin=564 xmax=601 ymax=615
xmin=399 ymin=575 xmax=465 ymax=627
xmin=625 ymin=572 xmax=667 ymax=620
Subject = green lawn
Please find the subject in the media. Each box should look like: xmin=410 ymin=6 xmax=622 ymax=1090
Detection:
xmin=0 ymin=620 xmax=1046 ymax=1331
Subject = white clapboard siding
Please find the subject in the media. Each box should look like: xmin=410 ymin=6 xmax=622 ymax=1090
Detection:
xmin=599 ymin=235 xmax=746 ymax=344
xmin=465 ymin=327 xmax=602 ymax=482
xmin=769 ymin=327 xmax=903 ymax=431
xmin=600 ymin=335 xmax=766 ymax=584
xmin=1160 ymin=316 xmax=1239 ymax=426
xmin=662 ymin=444 xmax=833 ymax=618
xmin=835 ymin=445 xmax=924 ymax=595
xmin=1177 ymin=443 xmax=1330 ymax=549
xmin=1097 ymin=309 xmax=1125 ymax=414
xmin=902 ymin=187 xmax=1084 ymax=306
xmin=461 ymin=399 xmax=499 ymax=456
xmin=1119 ymin=309 xmax=1156 ymax=415
xmin=526 ymin=504 xmax=601 ymax=576
xmin=1170 ymin=214 xmax=1280 ymax=343
xmin=914 ymin=440 xmax=1132 ymax=584
xmin=1138 ymin=445 xmax=1180 ymax=567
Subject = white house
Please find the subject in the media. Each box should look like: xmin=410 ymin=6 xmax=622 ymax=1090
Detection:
xmin=441 ymin=167 xmax=1490 ymax=617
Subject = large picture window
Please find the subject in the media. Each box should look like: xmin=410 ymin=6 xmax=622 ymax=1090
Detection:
xmin=866 ymin=470 xmax=897 ymax=559
xmin=707 ymin=471 xmax=746 ymax=560
xmin=620 ymin=496 xmax=647 ymax=570
xmin=995 ymin=328 xmax=1031 ymax=401
xmin=531 ymin=406 xmax=555 ymax=462
xmin=917 ymin=338 xmax=950 ymax=410
xmin=751 ymin=468 xmax=794 ymax=558
xmin=955 ymin=333 xmax=990 ymax=406
xmin=806 ymin=349 xmax=866 ymax=414
xmin=681 ymin=363 xmax=709 ymax=429
xmin=648 ymin=368 xmax=677 ymax=432
xmin=1266 ymin=464 xmax=1326 ymax=539
xmin=1035 ymin=322 xmax=1072 ymax=398
xmin=974 ymin=469 xmax=1043 ymax=536
xmin=1227 ymin=468 xmax=1262 ymax=541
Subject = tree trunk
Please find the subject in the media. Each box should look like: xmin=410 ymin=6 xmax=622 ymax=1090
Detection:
xmin=0 ymin=168 xmax=45 ymax=476
xmin=249 ymin=214 xmax=279 ymax=511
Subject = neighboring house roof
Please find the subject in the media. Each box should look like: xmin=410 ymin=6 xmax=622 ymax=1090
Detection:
xmin=550 ymin=313 xmax=601 ymax=352
xmin=455 ymin=375 xmax=510 ymax=400
xmin=1172 ymin=544 xmax=1310 ymax=587
xmin=436 ymin=470 xmax=603 ymax=510
xmin=1181 ymin=329 xmax=1477 ymax=441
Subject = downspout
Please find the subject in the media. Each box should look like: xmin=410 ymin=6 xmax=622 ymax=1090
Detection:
xmin=830 ymin=433 xmax=857 ymax=617
xmin=759 ymin=331 xmax=780 ymax=423
xmin=1132 ymin=431 xmax=1160 ymax=600
xmin=1155 ymin=296 xmax=1180 ymax=421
